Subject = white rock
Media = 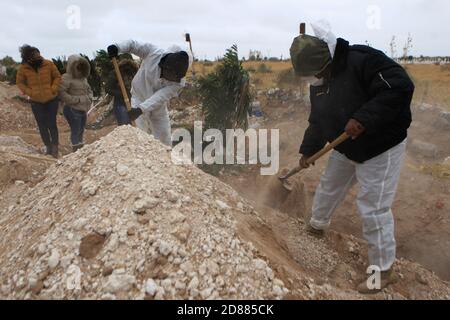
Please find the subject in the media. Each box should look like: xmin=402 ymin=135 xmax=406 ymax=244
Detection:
xmin=37 ymin=243 xmax=47 ymax=255
xmin=28 ymin=275 xmax=38 ymax=289
xmin=145 ymin=279 xmax=158 ymax=296
xmin=60 ymin=255 xmax=73 ymax=269
xmin=48 ymin=249 xmax=60 ymax=269
xmin=175 ymin=280 xmax=186 ymax=290
xmin=188 ymin=276 xmax=199 ymax=291
xmin=167 ymin=190 xmax=179 ymax=203
xmin=272 ymin=285 xmax=283 ymax=296
xmin=100 ymin=293 xmax=117 ymax=300
xmin=200 ymin=287 xmax=214 ymax=299
xmin=104 ymin=273 xmax=136 ymax=293
xmin=253 ymin=258 xmax=268 ymax=270
xmin=216 ymin=200 xmax=230 ymax=210
xmin=116 ymin=164 xmax=129 ymax=176
xmin=133 ymin=197 xmax=160 ymax=213
xmin=80 ymin=180 xmax=98 ymax=198
xmin=158 ymin=241 xmax=172 ymax=256
xmin=161 ymin=279 xmax=172 ymax=291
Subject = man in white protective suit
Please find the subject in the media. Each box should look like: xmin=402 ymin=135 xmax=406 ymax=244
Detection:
xmin=107 ymin=41 xmax=191 ymax=146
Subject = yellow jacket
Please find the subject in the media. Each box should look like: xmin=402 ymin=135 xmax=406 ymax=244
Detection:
xmin=16 ymin=60 xmax=61 ymax=103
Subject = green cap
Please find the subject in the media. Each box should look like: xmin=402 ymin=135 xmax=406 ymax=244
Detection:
xmin=290 ymin=34 xmax=331 ymax=77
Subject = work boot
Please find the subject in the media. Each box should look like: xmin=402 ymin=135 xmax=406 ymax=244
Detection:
xmin=357 ymin=269 xmax=397 ymax=294
xmin=72 ymin=144 xmax=84 ymax=153
xmin=50 ymin=144 xmax=59 ymax=159
xmin=45 ymin=145 xmax=52 ymax=155
xmin=306 ymin=223 xmax=325 ymax=238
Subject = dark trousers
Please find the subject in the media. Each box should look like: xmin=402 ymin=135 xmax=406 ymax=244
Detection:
xmin=113 ymin=98 xmax=131 ymax=126
xmin=63 ymin=106 xmax=87 ymax=146
xmin=31 ymin=99 xmax=59 ymax=146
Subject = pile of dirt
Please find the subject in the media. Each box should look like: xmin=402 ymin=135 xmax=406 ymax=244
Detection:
xmin=0 ymin=126 xmax=289 ymax=300
xmin=0 ymin=83 xmax=36 ymax=132
xmin=0 ymin=135 xmax=50 ymax=188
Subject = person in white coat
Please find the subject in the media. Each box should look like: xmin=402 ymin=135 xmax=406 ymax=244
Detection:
xmin=107 ymin=41 xmax=191 ymax=146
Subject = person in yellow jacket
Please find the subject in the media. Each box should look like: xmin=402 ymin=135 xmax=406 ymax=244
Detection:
xmin=16 ymin=45 xmax=61 ymax=158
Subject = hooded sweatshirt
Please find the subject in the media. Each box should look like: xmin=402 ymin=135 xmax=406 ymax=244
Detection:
xmin=58 ymin=54 xmax=93 ymax=112
xmin=116 ymin=40 xmax=192 ymax=114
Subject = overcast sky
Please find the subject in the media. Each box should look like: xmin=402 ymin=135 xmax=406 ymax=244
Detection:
xmin=1 ymin=0 xmax=449 ymax=62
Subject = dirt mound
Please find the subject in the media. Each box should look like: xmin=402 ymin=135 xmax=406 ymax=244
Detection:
xmin=0 ymin=126 xmax=288 ymax=300
xmin=0 ymin=83 xmax=36 ymax=131
xmin=0 ymin=135 xmax=49 ymax=188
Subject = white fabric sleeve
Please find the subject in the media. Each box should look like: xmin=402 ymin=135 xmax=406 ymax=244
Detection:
xmin=117 ymin=40 xmax=159 ymax=59
xmin=139 ymin=85 xmax=182 ymax=113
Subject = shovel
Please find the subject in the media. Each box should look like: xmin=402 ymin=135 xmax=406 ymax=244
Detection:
xmin=278 ymin=132 xmax=350 ymax=191
xmin=185 ymin=33 xmax=196 ymax=78
xmin=111 ymin=57 xmax=135 ymax=126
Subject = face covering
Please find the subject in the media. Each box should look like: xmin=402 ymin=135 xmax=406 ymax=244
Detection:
xmin=290 ymin=34 xmax=332 ymax=77
xmin=159 ymin=51 xmax=189 ymax=82
xmin=29 ymin=57 xmax=44 ymax=69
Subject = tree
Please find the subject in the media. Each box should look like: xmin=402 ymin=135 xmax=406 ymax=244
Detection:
xmin=389 ymin=36 xmax=397 ymax=58
xmin=93 ymin=50 xmax=134 ymax=97
xmin=248 ymin=50 xmax=262 ymax=61
xmin=197 ymin=45 xmax=251 ymax=132
xmin=52 ymin=56 xmax=67 ymax=74
xmin=0 ymin=56 xmax=17 ymax=68
xmin=80 ymin=54 xmax=102 ymax=97
xmin=403 ymin=33 xmax=413 ymax=58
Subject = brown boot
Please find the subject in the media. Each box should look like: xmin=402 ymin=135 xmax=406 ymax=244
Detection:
xmin=306 ymin=224 xmax=325 ymax=238
xmin=357 ymin=269 xmax=397 ymax=294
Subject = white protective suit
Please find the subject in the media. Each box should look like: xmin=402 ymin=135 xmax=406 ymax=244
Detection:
xmin=307 ymin=21 xmax=407 ymax=272
xmin=117 ymin=40 xmax=192 ymax=146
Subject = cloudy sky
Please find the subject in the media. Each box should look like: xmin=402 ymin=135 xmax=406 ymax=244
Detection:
xmin=1 ymin=0 xmax=449 ymax=61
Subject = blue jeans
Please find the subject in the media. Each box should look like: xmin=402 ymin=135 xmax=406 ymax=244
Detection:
xmin=63 ymin=106 xmax=87 ymax=146
xmin=31 ymin=98 xmax=59 ymax=146
xmin=113 ymin=98 xmax=131 ymax=126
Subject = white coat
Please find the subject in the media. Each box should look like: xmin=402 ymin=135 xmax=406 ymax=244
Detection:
xmin=117 ymin=40 xmax=192 ymax=146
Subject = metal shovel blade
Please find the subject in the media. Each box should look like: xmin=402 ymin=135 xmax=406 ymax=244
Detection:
xmin=278 ymin=176 xmax=295 ymax=192
xmin=278 ymin=166 xmax=302 ymax=192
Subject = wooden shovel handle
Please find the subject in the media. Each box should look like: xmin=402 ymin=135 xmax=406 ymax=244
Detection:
xmin=306 ymin=132 xmax=350 ymax=165
xmin=111 ymin=57 xmax=135 ymax=126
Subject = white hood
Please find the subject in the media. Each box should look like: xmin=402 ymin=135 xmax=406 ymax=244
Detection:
xmin=310 ymin=20 xmax=337 ymax=58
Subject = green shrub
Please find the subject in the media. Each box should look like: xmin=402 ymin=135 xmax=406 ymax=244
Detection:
xmin=6 ymin=66 xmax=17 ymax=85
xmin=256 ymin=63 xmax=272 ymax=73
xmin=197 ymin=44 xmax=251 ymax=132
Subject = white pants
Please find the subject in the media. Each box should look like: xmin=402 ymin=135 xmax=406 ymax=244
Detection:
xmin=310 ymin=140 xmax=407 ymax=271
xmin=131 ymin=97 xmax=172 ymax=146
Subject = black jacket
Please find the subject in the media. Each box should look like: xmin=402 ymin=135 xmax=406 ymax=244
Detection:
xmin=300 ymin=38 xmax=414 ymax=163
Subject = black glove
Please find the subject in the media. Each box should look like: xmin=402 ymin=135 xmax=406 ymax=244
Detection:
xmin=128 ymin=108 xmax=143 ymax=121
xmin=107 ymin=45 xmax=119 ymax=58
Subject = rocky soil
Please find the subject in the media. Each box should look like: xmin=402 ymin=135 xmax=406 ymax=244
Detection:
xmin=0 ymin=126 xmax=289 ymax=300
